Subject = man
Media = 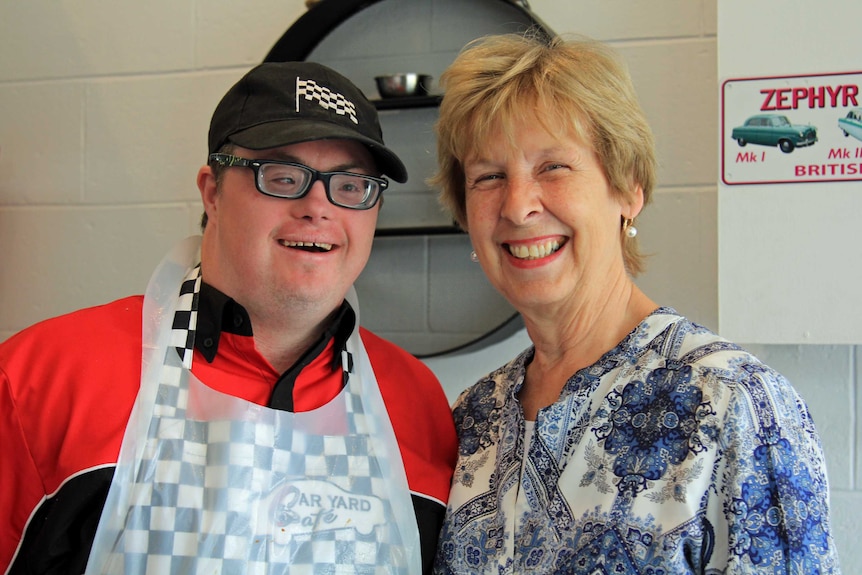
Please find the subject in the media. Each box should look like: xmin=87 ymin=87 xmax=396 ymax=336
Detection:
xmin=1 ymin=62 xmax=457 ymax=574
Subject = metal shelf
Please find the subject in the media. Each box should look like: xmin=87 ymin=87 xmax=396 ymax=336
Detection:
xmin=372 ymin=95 xmax=442 ymax=110
xmin=374 ymin=225 xmax=463 ymax=237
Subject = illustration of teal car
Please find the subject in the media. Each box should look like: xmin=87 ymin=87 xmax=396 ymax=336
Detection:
xmin=731 ymin=113 xmax=817 ymax=153
xmin=838 ymin=108 xmax=862 ymax=142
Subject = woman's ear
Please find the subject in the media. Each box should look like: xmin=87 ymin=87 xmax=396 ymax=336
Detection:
xmin=622 ymin=184 xmax=645 ymax=220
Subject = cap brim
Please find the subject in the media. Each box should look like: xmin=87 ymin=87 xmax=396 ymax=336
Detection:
xmin=227 ymin=120 xmax=408 ymax=183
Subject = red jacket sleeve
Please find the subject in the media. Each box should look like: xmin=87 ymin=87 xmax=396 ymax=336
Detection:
xmin=0 ymin=362 xmax=46 ymax=572
xmin=0 ymin=297 xmax=143 ymax=573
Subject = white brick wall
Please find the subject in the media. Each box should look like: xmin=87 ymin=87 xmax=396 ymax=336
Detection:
xmin=0 ymin=0 xmax=854 ymax=568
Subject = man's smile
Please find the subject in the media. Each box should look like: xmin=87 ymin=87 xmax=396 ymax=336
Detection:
xmin=279 ymin=240 xmax=334 ymax=253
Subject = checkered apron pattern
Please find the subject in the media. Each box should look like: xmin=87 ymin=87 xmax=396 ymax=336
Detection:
xmin=85 ymin=237 xmax=421 ymax=575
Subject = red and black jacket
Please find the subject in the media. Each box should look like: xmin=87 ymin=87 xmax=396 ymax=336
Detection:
xmin=1 ymin=285 xmax=457 ymax=574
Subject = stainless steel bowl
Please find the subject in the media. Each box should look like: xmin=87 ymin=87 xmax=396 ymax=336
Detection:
xmin=375 ymin=73 xmax=432 ymax=98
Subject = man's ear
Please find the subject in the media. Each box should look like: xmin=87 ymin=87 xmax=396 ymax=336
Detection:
xmin=198 ymin=165 xmax=218 ymax=225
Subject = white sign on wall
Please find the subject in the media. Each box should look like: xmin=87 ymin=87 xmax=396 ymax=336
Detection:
xmin=718 ymin=1 xmax=862 ymax=344
xmin=722 ymin=71 xmax=862 ymax=185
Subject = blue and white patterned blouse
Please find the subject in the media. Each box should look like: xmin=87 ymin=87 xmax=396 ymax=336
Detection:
xmin=434 ymin=308 xmax=840 ymax=574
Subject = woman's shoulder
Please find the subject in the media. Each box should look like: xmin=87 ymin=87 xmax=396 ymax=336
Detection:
xmin=638 ymin=308 xmax=756 ymax=369
xmin=452 ymin=346 xmax=533 ymax=410
xmin=637 ymin=309 xmax=799 ymax=407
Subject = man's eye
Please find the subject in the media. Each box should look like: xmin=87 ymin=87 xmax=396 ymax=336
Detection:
xmin=264 ymin=166 xmax=303 ymax=186
xmin=335 ymin=177 xmax=370 ymax=194
xmin=267 ymin=176 xmax=299 ymax=189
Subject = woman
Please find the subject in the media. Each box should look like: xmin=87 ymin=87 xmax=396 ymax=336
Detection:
xmin=430 ymin=33 xmax=839 ymax=574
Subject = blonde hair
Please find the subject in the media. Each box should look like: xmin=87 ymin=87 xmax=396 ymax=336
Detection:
xmin=430 ymin=32 xmax=657 ymax=275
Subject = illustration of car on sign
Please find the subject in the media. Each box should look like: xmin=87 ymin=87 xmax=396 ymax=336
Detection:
xmin=838 ymin=108 xmax=862 ymax=142
xmin=730 ymin=113 xmax=817 ymax=153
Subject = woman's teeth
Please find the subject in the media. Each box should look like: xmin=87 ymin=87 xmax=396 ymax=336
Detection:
xmin=507 ymin=239 xmax=561 ymax=260
xmin=280 ymin=240 xmax=333 ymax=252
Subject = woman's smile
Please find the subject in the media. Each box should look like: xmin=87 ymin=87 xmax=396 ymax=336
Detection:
xmin=503 ymin=237 xmax=566 ymax=260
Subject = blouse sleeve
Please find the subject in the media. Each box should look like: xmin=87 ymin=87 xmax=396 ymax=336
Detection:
xmin=713 ymin=364 xmax=840 ymax=573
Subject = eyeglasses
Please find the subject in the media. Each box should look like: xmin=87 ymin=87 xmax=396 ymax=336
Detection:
xmin=208 ymin=153 xmax=388 ymax=210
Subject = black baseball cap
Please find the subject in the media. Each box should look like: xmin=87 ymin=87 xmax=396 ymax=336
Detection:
xmin=208 ymin=61 xmax=407 ymax=183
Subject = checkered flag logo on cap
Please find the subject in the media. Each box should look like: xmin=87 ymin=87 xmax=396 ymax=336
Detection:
xmin=296 ymin=77 xmax=358 ymax=124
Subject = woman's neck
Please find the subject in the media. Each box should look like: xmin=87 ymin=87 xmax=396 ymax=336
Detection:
xmin=518 ymin=280 xmax=657 ymax=420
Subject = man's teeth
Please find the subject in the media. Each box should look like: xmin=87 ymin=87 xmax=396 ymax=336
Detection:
xmin=508 ymin=240 xmax=561 ymax=260
xmin=281 ymin=240 xmax=333 ymax=252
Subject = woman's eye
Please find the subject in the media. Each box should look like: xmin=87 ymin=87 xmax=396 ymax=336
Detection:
xmin=543 ymin=163 xmax=567 ymax=172
xmin=469 ymin=173 xmax=504 ymax=189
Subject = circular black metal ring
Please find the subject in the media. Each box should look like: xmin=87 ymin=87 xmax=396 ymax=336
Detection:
xmin=264 ymin=0 xmax=551 ymax=62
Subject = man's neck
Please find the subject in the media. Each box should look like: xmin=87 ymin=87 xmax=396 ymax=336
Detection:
xmin=195 ymin=280 xmax=352 ymax=375
xmin=250 ymin=308 xmax=336 ymax=374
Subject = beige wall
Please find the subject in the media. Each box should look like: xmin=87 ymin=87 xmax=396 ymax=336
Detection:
xmin=0 ymin=0 xmax=856 ymax=567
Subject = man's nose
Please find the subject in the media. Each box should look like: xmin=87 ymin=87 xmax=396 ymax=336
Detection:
xmin=293 ymin=179 xmax=333 ymax=218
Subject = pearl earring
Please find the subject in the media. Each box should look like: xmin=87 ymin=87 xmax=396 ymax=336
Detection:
xmin=623 ymin=218 xmax=638 ymax=238
xmin=470 ymin=250 xmax=479 ymax=262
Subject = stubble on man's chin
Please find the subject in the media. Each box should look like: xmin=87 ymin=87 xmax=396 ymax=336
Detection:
xmin=264 ymin=286 xmax=342 ymax=322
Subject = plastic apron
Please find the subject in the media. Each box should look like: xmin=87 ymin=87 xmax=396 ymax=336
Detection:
xmin=85 ymin=236 xmax=421 ymax=575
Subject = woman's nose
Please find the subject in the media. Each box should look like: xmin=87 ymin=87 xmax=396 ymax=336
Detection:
xmin=500 ymin=177 xmax=542 ymax=225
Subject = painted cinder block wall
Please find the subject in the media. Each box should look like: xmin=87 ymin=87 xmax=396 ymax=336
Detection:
xmin=0 ymin=0 xmax=855 ymax=566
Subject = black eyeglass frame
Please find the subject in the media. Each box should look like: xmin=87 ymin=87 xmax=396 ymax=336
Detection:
xmin=208 ymin=153 xmax=388 ymax=210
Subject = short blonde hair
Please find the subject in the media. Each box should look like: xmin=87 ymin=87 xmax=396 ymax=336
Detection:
xmin=430 ymin=32 xmax=657 ymax=275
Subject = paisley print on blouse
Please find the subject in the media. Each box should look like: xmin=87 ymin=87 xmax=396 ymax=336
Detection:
xmin=434 ymin=309 xmax=839 ymax=574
